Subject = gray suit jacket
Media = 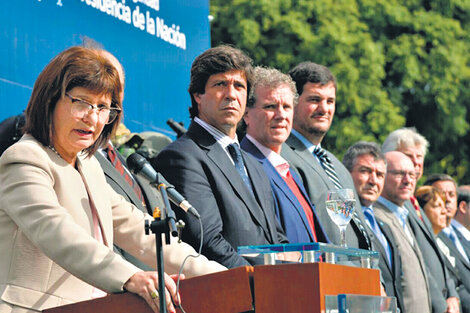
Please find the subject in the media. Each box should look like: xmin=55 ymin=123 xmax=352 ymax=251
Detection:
xmin=374 ymin=201 xmax=431 ymax=313
xmin=282 ymin=134 xmax=372 ymax=249
xmin=437 ymin=232 xmax=470 ymax=313
xmin=405 ymin=201 xmax=458 ymax=313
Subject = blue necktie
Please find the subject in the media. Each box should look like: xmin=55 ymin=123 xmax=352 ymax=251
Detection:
xmin=363 ymin=206 xmax=392 ymax=267
xmin=227 ymin=143 xmax=253 ymax=192
xmin=447 ymin=227 xmax=470 ymax=263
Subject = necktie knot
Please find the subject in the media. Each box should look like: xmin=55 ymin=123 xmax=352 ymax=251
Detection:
xmin=313 ymin=146 xmax=328 ymax=161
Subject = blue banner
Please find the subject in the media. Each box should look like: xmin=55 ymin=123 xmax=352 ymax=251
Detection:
xmin=0 ymin=0 xmax=210 ymax=136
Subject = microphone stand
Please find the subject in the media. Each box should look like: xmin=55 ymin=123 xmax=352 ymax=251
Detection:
xmin=145 ymin=178 xmax=178 ymax=313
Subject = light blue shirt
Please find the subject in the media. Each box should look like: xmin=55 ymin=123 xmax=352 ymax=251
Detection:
xmin=377 ymin=196 xmax=414 ymax=245
xmin=443 ymin=226 xmax=470 ymax=263
xmin=290 ymin=129 xmax=322 ymax=164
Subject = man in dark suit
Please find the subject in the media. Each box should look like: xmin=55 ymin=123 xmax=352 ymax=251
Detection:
xmin=153 ymin=46 xmax=288 ymax=268
xmin=423 ymin=174 xmax=470 ymax=312
xmin=383 ymin=129 xmax=460 ymax=313
xmin=343 ymin=141 xmax=404 ymax=312
xmin=240 ymin=66 xmax=328 ymax=244
xmin=454 ymin=187 xmax=470 ymax=248
xmin=281 ymin=61 xmax=372 ymax=249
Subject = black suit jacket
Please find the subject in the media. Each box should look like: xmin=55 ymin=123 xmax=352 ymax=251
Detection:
xmin=282 ymin=134 xmax=373 ymax=249
xmin=371 ymin=215 xmax=404 ymax=313
xmin=95 ymin=149 xmax=163 ymax=215
xmin=405 ymin=201 xmax=458 ymax=312
xmin=437 ymin=232 xmax=470 ymax=313
xmin=153 ymin=122 xmax=288 ymax=268
xmin=95 ymin=149 xmax=165 ymax=271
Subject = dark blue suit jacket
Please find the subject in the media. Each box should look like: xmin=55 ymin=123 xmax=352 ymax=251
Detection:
xmin=241 ymin=137 xmax=328 ymax=244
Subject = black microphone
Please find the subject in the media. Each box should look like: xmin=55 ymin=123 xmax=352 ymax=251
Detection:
xmin=126 ymin=153 xmax=201 ymax=219
xmin=166 ymin=118 xmax=187 ymax=138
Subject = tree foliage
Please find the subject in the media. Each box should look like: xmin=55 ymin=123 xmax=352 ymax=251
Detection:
xmin=210 ymin=0 xmax=470 ymax=183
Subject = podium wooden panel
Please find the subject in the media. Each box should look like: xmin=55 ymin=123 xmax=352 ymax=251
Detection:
xmin=253 ymin=263 xmax=380 ymax=313
xmin=176 ymin=266 xmax=254 ymax=313
xmin=43 ymin=266 xmax=254 ymax=313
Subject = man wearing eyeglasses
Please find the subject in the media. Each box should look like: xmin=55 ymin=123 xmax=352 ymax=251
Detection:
xmin=383 ymin=128 xmax=460 ymax=313
xmin=374 ymin=151 xmax=432 ymax=313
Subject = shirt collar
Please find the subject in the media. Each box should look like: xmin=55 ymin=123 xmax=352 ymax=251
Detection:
xmin=291 ymin=129 xmax=321 ymax=154
xmin=451 ymin=219 xmax=470 ymax=241
xmin=245 ymin=134 xmax=289 ymax=176
xmin=377 ymin=196 xmax=409 ymax=223
xmin=194 ymin=117 xmax=239 ymax=150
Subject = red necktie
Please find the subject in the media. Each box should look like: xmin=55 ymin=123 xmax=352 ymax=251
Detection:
xmin=281 ymin=169 xmax=318 ymax=242
xmin=106 ymin=143 xmax=146 ymax=207
xmin=410 ymin=195 xmax=424 ymax=222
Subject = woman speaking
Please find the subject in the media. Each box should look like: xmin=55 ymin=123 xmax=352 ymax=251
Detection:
xmin=0 ymin=46 xmax=179 ymax=313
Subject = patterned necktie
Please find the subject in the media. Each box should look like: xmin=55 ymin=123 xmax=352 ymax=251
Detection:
xmin=409 ymin=195 xmax=424 ymax=222
xmin=313 ymin=146 xmax=343 ymax=189
xmin=227 ymin=143 xmax=253 ymax=192
xmin=363 ymin=206 xmax=392 ymax=267
xmin=106 ymin=143 xmax=146 ymax=207
xmin=313 ymin=146 xmax=371 ymax=249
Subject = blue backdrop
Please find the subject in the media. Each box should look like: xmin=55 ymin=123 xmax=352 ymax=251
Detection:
xmin=0 ymin=0 xmax=210 ymax=137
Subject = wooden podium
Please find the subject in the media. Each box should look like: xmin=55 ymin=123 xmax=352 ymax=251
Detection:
xmin=43 ymin=263 xmax=379 ymax=313
xmin=253 ymin=262 xmax=380 ymax=313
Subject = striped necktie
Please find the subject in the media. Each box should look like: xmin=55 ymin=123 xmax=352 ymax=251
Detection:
xmin=313 ymin=146 xmax=371 ymax=249
xmin=313 ymin=146 xmax=342 ymax=189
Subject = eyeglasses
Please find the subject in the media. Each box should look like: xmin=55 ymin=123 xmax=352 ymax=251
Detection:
xmin=388 ymin=169 xmax=416 ymax=180
xmin=65 ymin=93 xmax=121 ymax=124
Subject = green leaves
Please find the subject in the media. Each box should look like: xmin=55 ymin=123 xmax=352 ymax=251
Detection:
xmin=211 ymin=0 xmax=470 ymax=183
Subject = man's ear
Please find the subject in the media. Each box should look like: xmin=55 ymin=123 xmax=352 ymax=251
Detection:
xmin=193 ymin=93 xmax=202 ymax=105
xmin=458 ymin=201 xmax=468 ymax=215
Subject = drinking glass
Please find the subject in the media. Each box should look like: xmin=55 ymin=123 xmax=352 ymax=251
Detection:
xmin=325 ymin=188 xmax=356 ymax=247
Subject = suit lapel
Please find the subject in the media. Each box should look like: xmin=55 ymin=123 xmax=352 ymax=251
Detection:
xmin=188 ymin=123 xmax=272 ymax=242
xmin=242 ymin=138 xmax=314 ymax=241
xmin=377 ymin=220 xmax=399 ymax=275
xmin=285 ymin=135 xmax=335 ymax=190
xmin=440 ymin=232 xmax=470 ymax=270
xmin=76 ymin=155 xmax=112 ymax=246
xmin=95 ymin=151 xmax=146 ymax=213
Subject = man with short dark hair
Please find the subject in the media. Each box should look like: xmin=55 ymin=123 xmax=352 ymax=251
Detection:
xmin=454 ymin=187 xmax=470 ymax=245
xmin=240 ymin=66 xmax=328 ymax=244
xmin=154 ymin=46 xmax=288 ymax=268
xmin=425 ymin=175 xmax=470 ymax=312
xmin=425 ymin=174 xmax=458 ymax=227
xmin=281 ymin=61 xmax=372 ymax=249
xmin=343 ymin=141 xmax=404 ymax=312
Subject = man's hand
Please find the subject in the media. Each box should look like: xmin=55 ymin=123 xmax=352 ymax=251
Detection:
xmin=446 ymin=296 xmax=460 ymax=313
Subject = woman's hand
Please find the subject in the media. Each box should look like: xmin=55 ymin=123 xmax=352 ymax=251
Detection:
xmin=124 ymin=271 xmax=182 ymax=313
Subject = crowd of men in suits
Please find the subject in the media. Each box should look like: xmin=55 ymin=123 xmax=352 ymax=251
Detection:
xmin=2 ymin=44 xmax=470 ymax=313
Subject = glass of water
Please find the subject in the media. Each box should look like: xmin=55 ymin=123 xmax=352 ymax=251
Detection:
xmin=325 ymin=188 xmax=356 ymax=247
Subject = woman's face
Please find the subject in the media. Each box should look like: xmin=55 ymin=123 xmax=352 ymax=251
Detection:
xmin=424 ymin=196 xmax=447 ymax=234
xmin=52 ymin=87 xmax=111 ymax=164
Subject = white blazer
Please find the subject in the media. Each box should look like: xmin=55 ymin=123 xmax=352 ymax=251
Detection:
xmin=0 ymin=135 xmax=224 ymax=312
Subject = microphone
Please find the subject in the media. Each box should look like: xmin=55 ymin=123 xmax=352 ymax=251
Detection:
xmin=126 ymin=153 xmax=201 ymax=219
xmin=166 ymin=118 xmax=187 ymax=138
